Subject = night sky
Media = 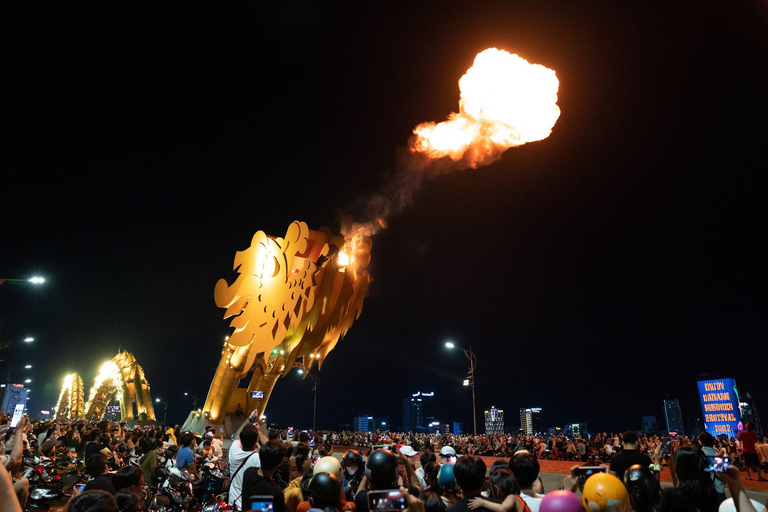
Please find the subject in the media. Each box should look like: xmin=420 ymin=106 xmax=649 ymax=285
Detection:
xmin=2 ymin=1 xmax=766 ymax=433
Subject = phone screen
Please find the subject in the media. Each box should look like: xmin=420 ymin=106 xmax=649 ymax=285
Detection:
xmin=369 ymin=490 xmax=407 ymax=511
xmin=75 ymin=484 xmax=86 ymax=493
xmin=573 ymin=466 xmax=607 ymax=490
xmin=10 ymin=404 xmax=25 ymax=428
xmin=661 ymin=439 xmax=670 ymax=457
xmin=704 ymin=456 xmax=729 ymax=472
xmin=250 ymin=496 xmax=274 ymax=512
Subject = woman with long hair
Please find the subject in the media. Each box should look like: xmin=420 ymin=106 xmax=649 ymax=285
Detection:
xmin=663 ymin=446 xmax=719 ymax=512
xmin=291 ymin=443 xmax=312 ymax=481
xmin=468 ymin=468 xmax=528 ymax=512
xmin=422 ymin=462 xmax=441 ymax=494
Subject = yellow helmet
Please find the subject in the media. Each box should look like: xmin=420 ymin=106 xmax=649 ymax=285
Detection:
xmin=582 ymin=473 xmax=630 ymax=512
xmin=313 ymin=456 xmax=343 ymax=481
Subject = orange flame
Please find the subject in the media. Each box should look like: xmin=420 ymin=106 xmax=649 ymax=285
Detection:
xmin=411 ymin=48 xmax=560 ymax=168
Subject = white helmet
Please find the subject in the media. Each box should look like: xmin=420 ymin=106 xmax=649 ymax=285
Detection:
xmin=313 ymin=456 xmax=343 ymax=481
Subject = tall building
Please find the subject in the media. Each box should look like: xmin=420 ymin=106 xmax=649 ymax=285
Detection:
xmin=453 ymin=422 xmax=464 ymax=435
xmin=403 ymin=392 xmax=435 ymax=432
xmin=740 ymin=392 xmax=762 ymax=435
xmin=1 ymin=384 xmax=29 ymax=415
xmin=641 ymin=416 xmax=659 ymax=434
xmin=519 ymin=408 xmax=542 ymax=435
xmin=565 ymin=423 xmax=588 ymax=437
xmin=353 ymin=415 xmax=373 ymax=432
xmin=664 ymin=398 xmax=685 ymax=436
xmin=484 ymin=407 xmax=504 ymax=434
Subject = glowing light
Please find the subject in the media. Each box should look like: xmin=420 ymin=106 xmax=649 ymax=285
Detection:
xmin=24 ymin=337 xmax=34 ymax=342
xmin=337 ymin=251 xmax=353 ymax=267
xmin=25 ymin=379 xmax=31 ymax=383
xmin=463 ymin=379 xmax=470 ymax=386
xmin=155 ymin=398 xmax=161 ymax=403
xmin=28 ymin=277 xmax=45 ymax=284
xmin=25 ymin=365 xmax=32 ymax=369
xmin=445 ymin=341 xmax=455 ymax=349
xmin=297 ymin=368 xmax=304 ymax=375
xmin=412 ymin=48 xmax=560 ymax=168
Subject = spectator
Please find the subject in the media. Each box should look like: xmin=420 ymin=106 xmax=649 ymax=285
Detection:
xmin=698 ymin=432 xmax=726 ymax=503
xmin=609 ymin=432 xmax=652 ymax=481
xmin=356 ymin=449 xmax=400 ymax=512
xmin=437 ymin=462 xmax=461 ymax=507
xmin=228 ymin=411 xmax=266 ymax=510
xmin=84 ymin=454 xmax=116 ymax=495
xmin=112 ymin=465 xmax=143 ymax=494
xmin=115 ymin=490 xmax=142 ymax=512
xmin=738 ymin=423 xmax=765 ymax=482
xmin=666 ymin=446 xmax=718 ymax=512
xmin=69 ymin=490 xmax=117 ymax=512
xmin=416 ymin=451 xmax=437 ymax=491
xmin=447 ymin=455 xmax=495 ymax=512
xmin=307 ymin=472 xmax=344 ymax=512
xmin=509 ymin=452 xmax=543 ymax=512
xmin=242 ymin=439 xmax=289 ymax=512
xmin=175 ymin=432 xmax=197 ymax=475
xmin=468 ymin=468 xmax=527 ymax=512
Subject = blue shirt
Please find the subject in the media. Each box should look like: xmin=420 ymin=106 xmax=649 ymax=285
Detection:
xmin=176 ymin=446 xmax=195 ymax=469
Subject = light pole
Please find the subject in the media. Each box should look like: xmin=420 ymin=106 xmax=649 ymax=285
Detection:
xmin=156 ymin=398 xmax=168 ymax=424
xmin=309 ymin=373 xmax=319 ymax=432
xmin=184 ymin=392 xmax=198 ymax=409
xmin=445 ymin=341 xmax=478 ymax=437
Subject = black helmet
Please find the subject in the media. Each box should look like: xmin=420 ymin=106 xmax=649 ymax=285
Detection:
xmin=308 ymin=472 xmax=342 ymax=508
xmin=366 ymin=449 xmax=399 ymax=489
xmin=343 ymin=450 xmax=363 ymax=469
xmin=623 ymin=464 xmax=661 ymax=510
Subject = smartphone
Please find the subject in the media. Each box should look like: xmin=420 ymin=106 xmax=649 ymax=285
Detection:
xmin=250 ymin=495 xmax=274 ymax=512
xmin=368 ymin=489 xmax=407 ymax=511
xmin=704 ymin=456 xmax=729 ymax=472
xmin=75 ymin=483 xmax=86 ymax=493
xmin=572 ymin=466 xmax=607 ymax=490
xmin=661 ymin=439 xmax=671 ymax=458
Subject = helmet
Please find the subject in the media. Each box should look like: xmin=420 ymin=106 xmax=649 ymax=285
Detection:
xmin=343 ymin=450 xmax=364 ymax=478
xmin=582 ymin=473 xmax=630 ymax=512
xmin=623 ymin=464 xmax=660 ymax=510
xmin=437 ymin=463 xmax=456 ymax=493
xmin=313 ymin=456 xmax=343 ymax=481
xmin=308 ymin=472 xmax=342 ymax=508
xmin=540 ymin=490 xmax=584 ymax=512
xmin=343 ymin=450 xmax=363 ymax=467
xmin=366 ymin=449 xmax=399 ymax=489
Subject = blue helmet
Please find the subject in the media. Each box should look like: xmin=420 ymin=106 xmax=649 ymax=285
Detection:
xmin=438 ymin=463 xmax=456 ymax=492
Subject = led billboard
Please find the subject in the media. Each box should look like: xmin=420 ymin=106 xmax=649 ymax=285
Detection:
xmin=698 ymin=378 xmax=742 ymax=437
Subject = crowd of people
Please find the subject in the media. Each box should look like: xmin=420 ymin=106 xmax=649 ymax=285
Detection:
xmin=1 ymin=406 xmax=767 ymax=512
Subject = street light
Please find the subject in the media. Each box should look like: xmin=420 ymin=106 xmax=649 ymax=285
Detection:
xmin=25 ymin=379 xmax=31 ymax=383
xmin=25 ymin=365 xmax=32 ymax=369
xmin=155 ymin=398 xmax=168 ymax=424
xmin=184 ymin=392 xmax=198 ymax=409
xmin=0 ymin=277 xmax=46 ymax=285
xmin=445 ymin=341 xmax=478 ymax=437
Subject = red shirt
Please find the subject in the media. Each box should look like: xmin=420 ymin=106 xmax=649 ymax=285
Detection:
xmin=739 ymin=430 xmax=758 ymax=453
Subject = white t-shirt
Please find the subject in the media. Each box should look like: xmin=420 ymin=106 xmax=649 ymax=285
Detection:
xmin=521 ymin=492 xmax=543 ymax=512
xmin=227 ymin=439 xmax=261 ymax=509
